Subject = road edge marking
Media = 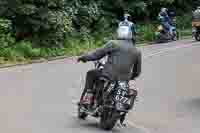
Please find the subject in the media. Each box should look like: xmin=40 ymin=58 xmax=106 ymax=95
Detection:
xmin=144 ymin=43 xmax=199 ymax=59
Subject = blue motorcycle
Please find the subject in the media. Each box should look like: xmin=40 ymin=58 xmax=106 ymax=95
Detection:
xmin=155 ymin=15 xmax=178 ymax=43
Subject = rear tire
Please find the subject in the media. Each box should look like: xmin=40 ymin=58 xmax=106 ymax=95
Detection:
xmin=100 ymin=109 xmax=120 ymax=130
xmin=156 ymin=33 xmax=167 ymax=43
xmin=195 ymin=33 xmax=200 ymax=41
xmin=171 ymin=30 xmax=177 ymax=41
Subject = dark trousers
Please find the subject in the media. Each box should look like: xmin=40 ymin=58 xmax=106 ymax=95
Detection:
xmin=80 ymin=69 xmax=102 ymax=101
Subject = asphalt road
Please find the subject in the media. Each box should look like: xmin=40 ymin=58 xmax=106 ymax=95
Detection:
xmin=0 ymin=39 xmax=200 ymax=133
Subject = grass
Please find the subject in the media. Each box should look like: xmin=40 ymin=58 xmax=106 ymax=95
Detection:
xmin=178 ymin=29 xmax=192 ymax=38
xmin=0 ymin=38 xmax=104 ymax=64
xmin=63 ymin=39 xmax=102 ymax=56
xmin=0 ymin=30 xmax=192 ymax=65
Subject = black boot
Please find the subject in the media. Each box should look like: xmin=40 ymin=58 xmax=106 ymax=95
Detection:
xmin=120 ymin=114 xmax=127 ymax=127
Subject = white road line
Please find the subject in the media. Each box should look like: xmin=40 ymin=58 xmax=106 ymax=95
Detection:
xmin=144 ymin=43 xmax=199 ymax=59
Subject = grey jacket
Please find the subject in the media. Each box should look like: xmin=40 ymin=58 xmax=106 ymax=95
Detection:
xmin=81 ymin=40 xmax=142 ymax=81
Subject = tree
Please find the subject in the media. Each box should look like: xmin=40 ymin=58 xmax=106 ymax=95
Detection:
xmin=0 ymin=0 xmax=192 ymax=47
xmin=0 ymin=0 xmax=72 ymax=47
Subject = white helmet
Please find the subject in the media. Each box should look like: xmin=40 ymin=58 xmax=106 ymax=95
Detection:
xmin=161 ymin=7 xmax=168 ymax=13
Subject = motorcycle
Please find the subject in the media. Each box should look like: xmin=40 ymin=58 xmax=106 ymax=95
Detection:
xmin=192 ymin=10 xmax=200 ymax=41
xmin=192 ymin=21 xmax=200 ymax=41
xmin=155 ymin=17 xmax=178 ymax=43
xmin=77 ymin=60 xmax=138 ymax=130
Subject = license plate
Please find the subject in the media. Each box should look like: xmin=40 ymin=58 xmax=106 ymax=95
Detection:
xmin=115 ymin=95 xmax=131 ymax=104
xmin=114 ymin=89 xmax=131 ymax=104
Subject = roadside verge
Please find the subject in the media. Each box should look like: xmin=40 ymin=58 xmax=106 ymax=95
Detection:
xmin=0 ymin=37 xmax=193 ymax=69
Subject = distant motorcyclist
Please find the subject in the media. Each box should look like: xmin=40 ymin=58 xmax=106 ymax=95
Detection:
xmin=168 ymin=9 xmax=176 ymax=18
xmin=193 ymin=6 xmax=200 ymax=20
xmin=194 ymin=6 xmax=200 ymax=13
xmin=168 ymin=9 xmax=176 ymax=26
xmin=119 ymin=13 xmax=136 ymax=42
xmin=192 ymin=6 xmax=200 ymax=41
xmin=77 ymin=16 xmax=142 ymax=125
xmin=158 ymin=7 xmax=173 ymax=35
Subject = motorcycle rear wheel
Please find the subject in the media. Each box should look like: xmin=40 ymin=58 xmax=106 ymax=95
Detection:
xmin=195 ymin=33 xmax=200 ymax=41
xmin=171 ymin=33 xmax=177 ymax=41
xmin=100 ymin=109 xmax=120 ymax=130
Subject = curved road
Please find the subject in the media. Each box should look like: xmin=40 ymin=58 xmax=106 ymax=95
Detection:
xmin=0 ymin=39 xmax=200 ymax=133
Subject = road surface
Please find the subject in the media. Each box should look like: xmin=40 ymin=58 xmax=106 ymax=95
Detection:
xmin=0 ymin=39 xmax=200 ymax=133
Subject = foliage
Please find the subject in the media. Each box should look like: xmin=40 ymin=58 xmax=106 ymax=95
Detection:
xmin=0 ymin=0 xmax=193 ymax=64
xmin=0 ymin=19 xmax=15 ymax=48
xmin=176 ymin=14 xmax=192 ymax=29
xmin=0 ymin=0 xmax=193 ymax=44
xmin=136 ymin=24 xmax=156 ymax=42
xmin=0 ymin=0 xmax=72 ymax=47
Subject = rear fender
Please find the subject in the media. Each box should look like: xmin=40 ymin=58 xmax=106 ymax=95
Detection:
xmin=115 ymin=102 xmax=128 ymax=112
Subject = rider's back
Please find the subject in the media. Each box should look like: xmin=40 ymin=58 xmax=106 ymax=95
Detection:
xmin=103 ymin=39 xmax=141 ymax=81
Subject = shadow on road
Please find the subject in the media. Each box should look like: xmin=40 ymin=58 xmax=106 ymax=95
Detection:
xmin=184 ymin=98 xmax=200 ymax=111
xmin=66 ymin=116 xmax=144 ymax=133
xmin=72 ymin=117 xmax=121 ymax=132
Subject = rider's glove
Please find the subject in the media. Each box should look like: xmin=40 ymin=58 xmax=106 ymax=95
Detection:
xmin=77 ymin=56 xmax=87 ymax=63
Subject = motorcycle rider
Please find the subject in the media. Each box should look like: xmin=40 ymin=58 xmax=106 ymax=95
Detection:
xmin=77 ymin=13 xmax=141 ymax=125
xmin=119 ymin=13 xmax=137 ymax=42
xmin=158 ymin=7 xmax=173 ymax=35
xmin=192 ymin=6 xmax=200 ymax=41
xmin=195 ymin=6 xmax=200 ymax=13
xmin=193 ymin=6 xmax=200 ymax=19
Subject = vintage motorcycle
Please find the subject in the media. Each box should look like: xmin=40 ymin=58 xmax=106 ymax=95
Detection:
xmin=155 ymin=16 xmax=178 ymax=43
xmin=77 ymin=60 xmax=138 ymax=130
xmin=192 ymin=19 xmax=200 ymax=41
xmin=155 ymin=25 xmax=177 ymax=42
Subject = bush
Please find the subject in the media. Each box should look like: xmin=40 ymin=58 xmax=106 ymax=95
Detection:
xmin=176 ymin=14 xmax=192 ymax=29
xmin=13 ymin=41 xmax=37 ymax=58
xmin=1 ymin=0 xmax=72 ymax=47
xmin=0 ymin=19 xmax=11 ymax=33
xmin=64 ymin=38 xmax=103 ymax=55
xmin=0 ymin=33 xmax=15 ymax=48
xmin=0 ymin=19 xmax=15 ymax=48
xmin=136 ymin=23 xmax=156 ymax=42
xmin=39 ymin=47 xmax=66 ymax=57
